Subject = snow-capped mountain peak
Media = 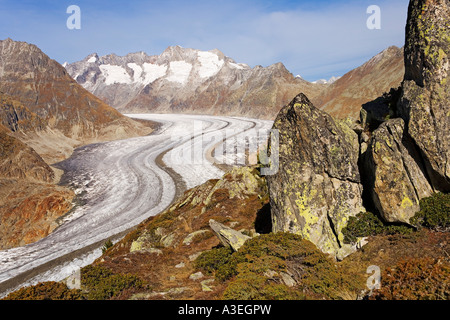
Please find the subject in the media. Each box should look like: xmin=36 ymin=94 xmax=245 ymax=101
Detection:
xmin=65 ymin=46 xmax=323 ymax=118
xmin=312 ymin=76 xmax=341 ymax=85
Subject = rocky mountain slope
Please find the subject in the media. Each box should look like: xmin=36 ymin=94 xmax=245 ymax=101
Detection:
xmin=66 ymin=47 xmax=325 ymax=119
xmin=0 ymin=38 xmax=153 ymax=163
xmin=312 ymin=46 xmax=405 ymax=120
xmin=3 ymin=0 xmax=448 ymax=301
xmin=0 ymin=39 xmax=155 ymax=249
xmin=0 ymin=119 xmax=76 ymax=249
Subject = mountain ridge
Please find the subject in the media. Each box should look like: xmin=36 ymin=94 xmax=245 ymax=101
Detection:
xmin=0 ymin=38 xmax=155 ymax=249
xmin=312 ymin=46 xmax=405 ymax=120
xmin=66 ymin=46 xmax=325 ymax=119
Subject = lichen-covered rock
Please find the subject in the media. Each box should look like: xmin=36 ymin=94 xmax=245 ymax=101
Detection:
xmin=364 ymin=118 xmax=433 ymax=223
xmin=209 ymin=219 xmax=251 ymax=251
xmin=183 ymin=230 xmax=210 ymax=246
xmin=129 ymin=232 xmax=162 ymax=253
xmin=397 ymin=0 xmax=450 ymax=191
xmin=267 ymin=93 xmax=365 ymax=257
xmin=204 ymin=166 xmax=267 ymax=206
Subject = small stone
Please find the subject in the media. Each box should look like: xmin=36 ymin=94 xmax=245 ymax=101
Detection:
xmin=263 ymin=270 xmax=278 ymax=279
xmin=189 ymin=272 xmax=204 ymax=281
xmin=161 ymin=233 xmax=176 ymax=247
xmin=183 ymin=230 xmax=209 ymax=246
xmin=201 ymin=279 xmax=215 ymax=292
xmin=189 ymin=252 xmax=203 ymax=261
xmin=175 ymin=262 xmax=185 ymax=269
xmin=280 ymin=272 xmax=296 ymax=287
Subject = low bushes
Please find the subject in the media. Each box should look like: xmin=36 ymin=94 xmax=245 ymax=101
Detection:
xmin=81 ymin=265 xmax=144 ymax=300
xmin=411 ymin=192 xmax=449 ymax=231
xmin=2 ymin=282 xmax=83 ymax=300
xmin=342 ymin=212 xmax=413 ymax=244
xmin=195 ymin=232 xmax=362 ymax=300
xmin=370 ymin=257 xmax=450 ymax=300
xmin=194 ymin=246 xmax=234 ymax=275
xmin=343 ymin=193 xmax=449 ymax=244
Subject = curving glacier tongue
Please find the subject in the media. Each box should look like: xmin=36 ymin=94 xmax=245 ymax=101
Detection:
xmin=0 ymin=114 xmax=272 ymax=297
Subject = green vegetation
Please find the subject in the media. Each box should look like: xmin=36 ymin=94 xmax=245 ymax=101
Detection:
xmin=411 ymin=192 xmax=450 ymax=231
xmin=342 ymin=211 xmax=413 ymax=244
xmin=196 ymin=232 xmax=362 ymax=300
xmin=81 ymin=265 xmax=144 ymax=300
xmin=101 ymin=239 xmax=114 ymax=254
xmin=370 ymin=257 xmax=450 ymax=300
xmin=194 ymin=246 xmax=234 ymax=275
xmin=2 ymin=282 xmax=83 ymax=300
xmin=343 ymin=193 xmax=449 ymax=243
xmin=3 ymin=265 xmax=145 ymax=300
xmin=222 ymin=272 xmax=305 ymax=300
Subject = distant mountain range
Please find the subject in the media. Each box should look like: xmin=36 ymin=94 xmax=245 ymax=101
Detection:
xmin=66 ymin=46 xmax=325 ymax=119
xmin=311 ymin=76 xmax=341 ymax=85
xmin=67 ymin=45 xmax=404 ymax=120
xmin=0 ymin=38 xmax=152 ymax=163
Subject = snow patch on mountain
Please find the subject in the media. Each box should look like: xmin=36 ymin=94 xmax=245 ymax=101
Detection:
xmin=166 ymin=61 xmax=193 ymax=84
xmin=197 ymin=51 xmax=224 ymax=79
xmin=127 ymin=63 xmax=143 ymax=81
xmin=142 ymin=63 xmax=167 ymax=85
xmin=229 ymin=62 xmax=248 ymax=70
xmin=87 ymin=56 xmax=97 ymax=63
xmin=100 ymin=64 xmax=132 ymax=85
xmin=312 ymin=76 xmax=341 ymax=85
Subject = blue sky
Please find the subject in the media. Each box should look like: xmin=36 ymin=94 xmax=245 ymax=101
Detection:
xmin=0 ymin=0 xmax=409 ymax=81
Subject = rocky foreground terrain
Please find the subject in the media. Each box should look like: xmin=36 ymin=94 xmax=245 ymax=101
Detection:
xmin=0 ymin=40 xmax=155 ymax=249
xmin=3 ymin=0 xmax=448 ymax=301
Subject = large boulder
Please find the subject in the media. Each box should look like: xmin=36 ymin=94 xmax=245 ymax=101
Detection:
xmin=267 ymin=93 xmax=365 ymax=258
xmin=397 ymin=0 xmax=450 ymax=192
xmin=363 ymin=118 xmax=434 ymax=223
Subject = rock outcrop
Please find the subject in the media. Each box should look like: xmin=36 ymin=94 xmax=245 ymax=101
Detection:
xmin=363 ymin=118 xmax=433 ymax=223
xmin=209 ymin=219 xmax=251 ymax=251
xmin=360 ymin=0 xmax=449 ymax=224
xmin=397 ymin=0 xmax=450 ymax=192
xmin=266 ymin=93 xmax=365 ymax=258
